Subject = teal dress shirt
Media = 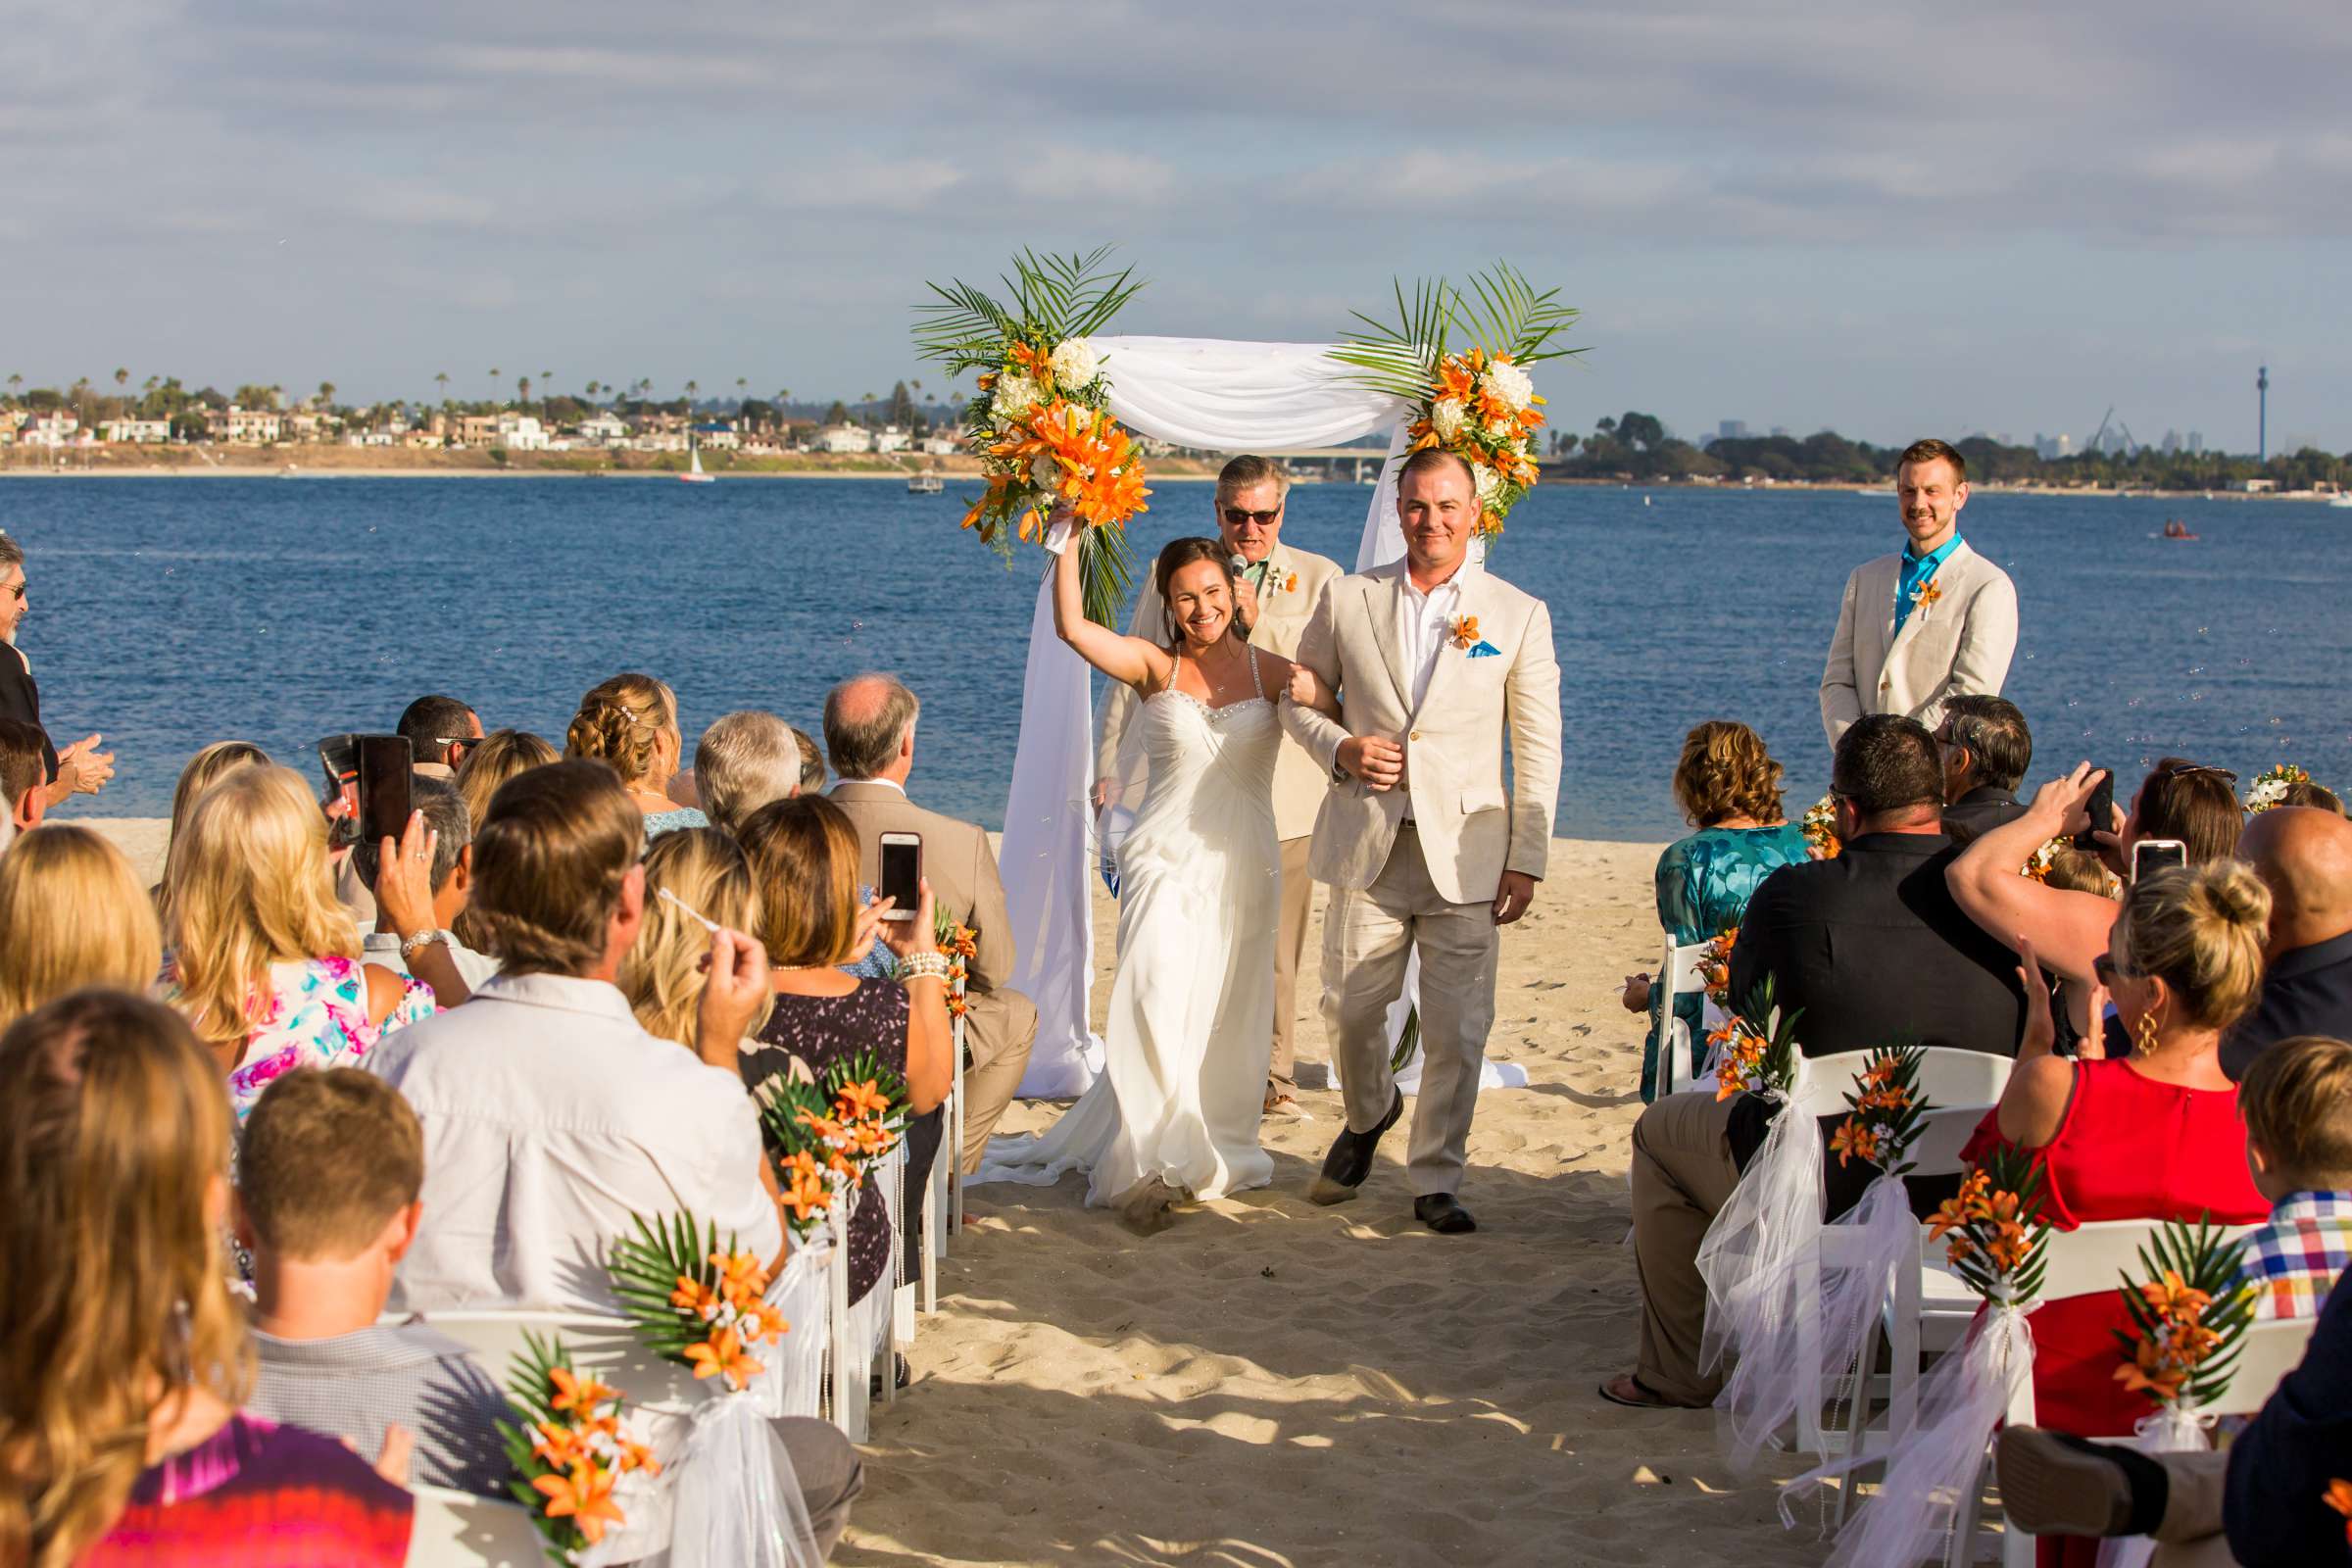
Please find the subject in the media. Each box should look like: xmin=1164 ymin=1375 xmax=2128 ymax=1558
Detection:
xmin=1893 ymin=533 xmax=1962 ymax=635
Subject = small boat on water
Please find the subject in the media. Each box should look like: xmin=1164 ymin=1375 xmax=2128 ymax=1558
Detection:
xmin=907 ymin=471 xmax=944 ymax=495
xmin=2330 ymin=493 xmax=2352 ymax=510
xmin=2158 ymin=519 xmax=2200 ymax=541
xmin=679 ymin=435 xmax=714 ymax=484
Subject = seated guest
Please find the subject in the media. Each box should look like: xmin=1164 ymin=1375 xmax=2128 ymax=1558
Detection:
xmin=1599 ymin=714 xmax=2024 ymax=1411
xmin=1999 ymin=1275 xmax=2352 ymax=1568
xmin=695 ymin=710 xmax=803 ymax=835
xmin=826 ymin=673 xmax=1036 ymax=1165
xmin=793 ymin=724 xmax=826 ymax=795
xmin=237 ymin=1065 xmax=864 ymax=1547
xmin=2234 ymin=1035 xmax=2352 ymax=1320
xmin=395 ymin=694 xmax=482 ymax=777
xmin=2280 ymin=778 xmax=2345 ymax=814
xmin=0 ymin=824 xmax=163 ymax=1028
xmin=452 ymin=726 xmax=557 ymax=838
xmin=1936 ymin=693 xmax=2033 ymax=845
xmin=370 ymin=760 xmax=783 ymax=1312
xmin=1614 ymin=719 xmax=1808 ymax=1101
xmin=565 ymin=673 xmax=708 ymax=841
xmin=1962 ymin=861 xmax=2271 ymax=1461
xmin=0 ymin=714 xmax=48 ymax=841
xmin=621 ymin=826 xmax=771 ymax=1049
xmin=2224 ymin=807 xmax=2352 ymax=1079
xmin=1948 ymin=755 xmax=2245 ymax=991
xmin=153 ymin=738 xmax=270 ymax=899
xmin=163 ymin=766 xmax=448 ymax=1121
xmin=0 ymin=990 xmax=413 ymax=1564
xmin=739 ymin=796 xmax=951 ymax=1308
xmin=354 ymin=776 xmax=498 ymax=990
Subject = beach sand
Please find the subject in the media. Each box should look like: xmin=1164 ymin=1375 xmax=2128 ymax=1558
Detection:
xmin=86 ymin=819 xmax=1833 ymax=1567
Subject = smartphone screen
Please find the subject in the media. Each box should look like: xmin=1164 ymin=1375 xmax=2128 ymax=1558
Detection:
xmin=878 ymin=833 xmax=921 ymax=920
xmin=356 ymin=735 xmax=415 ymax=847
xmin=2074 ymin=770 xmax=2114 ymax=851
xmin=2132 ymin=839 xmax=2187 ymax=882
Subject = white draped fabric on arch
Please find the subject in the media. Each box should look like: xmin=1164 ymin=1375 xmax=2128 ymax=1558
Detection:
xmin=996 ymin=334 xmax=1525 ymax=1099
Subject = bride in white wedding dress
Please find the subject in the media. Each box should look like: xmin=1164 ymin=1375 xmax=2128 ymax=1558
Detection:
xmin=971 ymin=519 xmax=1305 ymax=1223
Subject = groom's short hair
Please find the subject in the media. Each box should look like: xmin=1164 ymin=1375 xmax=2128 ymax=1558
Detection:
xmin=1216 ymin=455 xmax=1289 ymax=499
xmin=1396 ymin=447 xmax=1476 ymax=493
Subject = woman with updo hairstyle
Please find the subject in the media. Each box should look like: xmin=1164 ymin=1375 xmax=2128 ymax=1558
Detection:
xmin=1618 ymin=720 xmax=1808 ymax=1100
xmin=0 ymin=991 xmax=413 ymax=1566
xmin=0 ymin=825 xmax=164 ymax=1029
xmin=1961 ymin=860 xmax=2273 ymax=1475
xmin=564 ymin=673 xmax=707 ymax=841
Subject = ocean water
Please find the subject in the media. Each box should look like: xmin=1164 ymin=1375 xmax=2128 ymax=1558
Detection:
xmin=7 ymin=474 xmax=2348 ymax=839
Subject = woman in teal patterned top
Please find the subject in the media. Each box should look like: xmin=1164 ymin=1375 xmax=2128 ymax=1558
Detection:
xmin=1621 ymin=721 xmax=1809 ymax=1100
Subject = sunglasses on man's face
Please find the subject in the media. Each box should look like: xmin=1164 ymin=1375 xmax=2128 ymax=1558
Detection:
xmin=439 ymin=736 xmax=485 ymax=763
xmin=1222 ymin=507 xmax=1279 ymax=528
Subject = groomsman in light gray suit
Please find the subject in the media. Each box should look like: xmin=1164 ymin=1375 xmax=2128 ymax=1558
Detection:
xmin=1281 ymin=449 xmax=1562 ymax=1234
xmin=1820 ymin=437 xmax=2019 ymax=751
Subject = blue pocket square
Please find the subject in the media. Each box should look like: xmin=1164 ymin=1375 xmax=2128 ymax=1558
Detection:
xmin=1467 ymin=640 xmax=1501 ymax=659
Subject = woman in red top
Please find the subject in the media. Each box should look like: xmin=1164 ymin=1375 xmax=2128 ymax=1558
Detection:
xmin=1965 ymin=860 xmax=2272 ymax=1564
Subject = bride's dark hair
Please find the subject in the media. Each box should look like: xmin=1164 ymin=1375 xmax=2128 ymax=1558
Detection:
xmin=1153 ymin=537 xmax=1238 ymax=649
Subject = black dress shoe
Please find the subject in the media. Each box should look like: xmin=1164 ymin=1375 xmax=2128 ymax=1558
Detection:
xmin=1414 ymin=1194 xmax=1477 ymax=1234
xmin=1307 ymin=1090 xmax=1403 ymax=1205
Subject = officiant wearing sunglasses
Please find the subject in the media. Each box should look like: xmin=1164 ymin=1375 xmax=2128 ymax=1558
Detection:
xmin=1093 ymin=455 xmax=1345 ymax=1121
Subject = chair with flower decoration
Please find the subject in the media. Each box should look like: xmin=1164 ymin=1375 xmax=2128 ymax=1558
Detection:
xmin=1650 ymin=935 xmax=1717 ymax=1097
xmin=416 ymin=1309 xmax=702 ymax=1415
xmin=404 ymin=1486 xmax=549 ymax=1567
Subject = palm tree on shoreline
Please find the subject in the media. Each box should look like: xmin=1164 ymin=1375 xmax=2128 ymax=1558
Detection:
xmin=434 ymin=371 xmax=450 ymax=412
xmin=488 ymin=368 xmax=502 ymax=407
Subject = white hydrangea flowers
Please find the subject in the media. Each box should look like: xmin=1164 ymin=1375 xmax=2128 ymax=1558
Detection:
xmin=1048 ymin=338 xmax=1102 ymax=392
xmin=1481 ymin=358 xmax=1535 ymax=411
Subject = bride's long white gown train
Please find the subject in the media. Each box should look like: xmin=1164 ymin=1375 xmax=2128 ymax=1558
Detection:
xmin=972 ymin=659 xmax=1280 ymax=1205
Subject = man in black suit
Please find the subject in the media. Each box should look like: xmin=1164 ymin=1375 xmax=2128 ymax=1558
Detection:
xmin=1600 ymin=714 xmax=2024 ymax=1412
xmin=0 ymin=531 xmax=112 ymax=808
xmin=1935 ymin=694 xmax=2032 ymax=847
xmin=2224 ymin=805 xmax=2352 ymax=1080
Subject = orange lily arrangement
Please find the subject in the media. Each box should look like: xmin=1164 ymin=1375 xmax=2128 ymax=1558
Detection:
xmin=1831 ymin=1042 xmax=1934 ymax=1178
xmin=499 ymin=1332 xmax=662 ymax=1558
xmin=936 ymin=916 xmax=978 ymax=1020
xmin=2110 ymin=1219 xmax=2256 ymax=1413
xmin=610 ymin=1212 xmax=792 ymax=1396
xmin=1707 ymin=979 xmax=1800 ymax=1102
xmin=1696 ymin=927 xmax=1737 ymax=1005
xmin=755 ymin=1052 xmax=911 ymax=1243
xmin=1934 ymin=1148 xmax=2052 ymax=1306
xmin=1801 ymin=793 xmax=1841 ymax=859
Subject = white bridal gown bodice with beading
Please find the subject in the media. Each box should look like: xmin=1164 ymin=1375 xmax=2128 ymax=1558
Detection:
xmin=972 ymin=650 xmax=1281 ymax=1205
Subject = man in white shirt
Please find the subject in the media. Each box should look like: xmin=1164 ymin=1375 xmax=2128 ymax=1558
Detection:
xmin=369 ymin=760 xmax=783 ymax=1312
xmin=354 ymin=775 xmax=499 ymax=991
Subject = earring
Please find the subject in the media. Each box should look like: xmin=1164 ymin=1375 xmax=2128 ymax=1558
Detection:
xmin=2134 ymin=1011 xmax=2160 ymax=1057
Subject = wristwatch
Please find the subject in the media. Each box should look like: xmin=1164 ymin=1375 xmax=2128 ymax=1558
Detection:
xmin=399 ymin=929 xmax=447 ymax=961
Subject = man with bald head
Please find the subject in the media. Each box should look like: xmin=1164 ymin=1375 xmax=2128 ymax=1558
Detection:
xmin=825 ymin=673 xmax=1035 ymax=1167
xmin=2225 ymin=806 xmax=2352 ymax=1080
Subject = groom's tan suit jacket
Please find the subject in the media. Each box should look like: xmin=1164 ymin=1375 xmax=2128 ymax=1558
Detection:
xmin=1819 ymin=540 xmax=2018 ymax=749
xmin=1282 ymin=560 xmax=1562 ymax=905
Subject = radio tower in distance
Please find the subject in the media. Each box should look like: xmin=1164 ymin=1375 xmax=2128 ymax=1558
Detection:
xmin=2258 ymin=364 xmax=2270 ymax=463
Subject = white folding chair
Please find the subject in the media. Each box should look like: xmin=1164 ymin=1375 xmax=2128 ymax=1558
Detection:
xmin=1652 ymin=935 xmax=1713 ymax=1096
xmin=419 ymin=1309 xmax=701 ymax=1414
xmin=405 ymin=1486 xmax=546 ymax=1568
xmin=1943 ymin=1217 xmax=2263 ymax=1567
xmin=826 ymin=1200 xmax=867 ymax=1442
xmin=949 ymin=1005 xmax=968 ymax=1234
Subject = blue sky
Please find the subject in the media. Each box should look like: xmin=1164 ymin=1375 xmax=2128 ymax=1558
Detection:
xmin=6 ymin=0 xmax=2348 ymax=451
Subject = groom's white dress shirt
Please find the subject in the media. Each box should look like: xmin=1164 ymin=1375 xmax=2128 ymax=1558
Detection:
xmin=369 ymin=971 xmax=781 ymax=1314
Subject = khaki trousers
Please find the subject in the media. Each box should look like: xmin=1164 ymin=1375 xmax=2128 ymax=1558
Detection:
xmin=1321 ymin=827 xmax=1498 ymax=1197
xmin=1629 ymin=1090 xmax=1742 ymax=1405
xmin=2145 ymin=1448 xmax=2234 ymax=1567
xmin=956 ymin=989 xmax=1037 ymax=1174
xmin=1268 ymin=834 xmax=1314 ymax=1097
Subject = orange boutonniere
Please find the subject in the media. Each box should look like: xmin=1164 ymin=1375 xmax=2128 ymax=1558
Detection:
xmin=1909 ymin=580 xmax=1944 ymax=612
xmin=1283 ymin=571 xmax=1298 ymax=593
xmin=1448 ymin=613 xmax=1481 ymax=651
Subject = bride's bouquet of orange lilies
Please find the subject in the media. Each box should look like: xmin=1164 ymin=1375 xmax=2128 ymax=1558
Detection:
xmin=609 ymin=1213 xmax=793 ymax=1394
xmin=756 ymin=1054 xmax=912 ymax=1243
xmin=498 ymin=1331 xmax=662 ymax=1560
xmin=914 ymin=246 xmax=1152 ymax=625
xmin=1328 ymin=262 xmax=1580 ymax=534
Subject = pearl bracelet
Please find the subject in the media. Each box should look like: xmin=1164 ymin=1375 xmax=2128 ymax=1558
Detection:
xmin=897 ymin=951 xmax=952 ymax=985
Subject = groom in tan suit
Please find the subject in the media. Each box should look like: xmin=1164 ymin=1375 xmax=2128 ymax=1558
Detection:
xmin=1096 ymin=455 xmax=1345 ymax=1118
xmin=1281 ymin=449 xmax=1562 ymax=1234
xmin=1820 ymin=437 xmax=2019 ymax=749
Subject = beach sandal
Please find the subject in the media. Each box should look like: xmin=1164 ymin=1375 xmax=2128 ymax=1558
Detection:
xmin=1597 ymin=1373 xmax=1690 ymax=1409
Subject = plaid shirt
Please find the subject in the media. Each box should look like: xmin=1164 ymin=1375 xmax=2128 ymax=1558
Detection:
xmin=2238 ymin=1191 xmax=2352 ymax=1321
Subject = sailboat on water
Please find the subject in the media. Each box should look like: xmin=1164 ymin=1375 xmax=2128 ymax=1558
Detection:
xmin=680 ymin=429 xmax=715 ymax=484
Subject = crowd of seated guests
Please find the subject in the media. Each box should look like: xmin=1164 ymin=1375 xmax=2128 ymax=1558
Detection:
xmin=0 ymin=668 xmax=1035 ymax=1560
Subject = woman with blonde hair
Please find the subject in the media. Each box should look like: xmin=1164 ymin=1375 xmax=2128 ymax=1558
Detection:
xmin=621 ymin=826 xmax=771 ymax=1056
xmin=739 ymin=795 xmax=949 ymax=1306
xmin=152 ymin=740 xmax=270 ymax=901
xmin=452 ymin=727 xmax=557 ymax=840
xmin=1617 ymin=720 xmax=1809 ymax=1099
xmin=564 ymin=673 xmax=707 ymax=840
xmin=1962 ymin=862 xmax=2273 ymax=1514
xmin=0 ymin=990 xmax=413 ymax=1565
xmin=162 ymin=765 xmax=453 ymax=1119
xmin=0 ymin=825 xmax=164 ymax=1028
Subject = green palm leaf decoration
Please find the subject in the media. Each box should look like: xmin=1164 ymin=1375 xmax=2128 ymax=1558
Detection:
xmin=2111 ymin=1216 xmax=2258 ymax=1411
